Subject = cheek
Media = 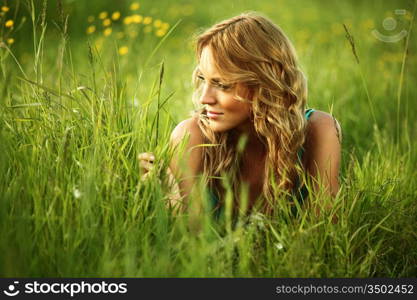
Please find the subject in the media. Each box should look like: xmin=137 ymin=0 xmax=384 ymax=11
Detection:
xmin=221 ymin=96 xmax=251 ymax=116
xmin=221 ymin=85 xmax=252 ymax=117
xmin=228 ymin=102 xmax=251 ymax=121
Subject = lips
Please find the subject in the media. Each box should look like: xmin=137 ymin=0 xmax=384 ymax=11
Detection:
xmin=207 ymin=110 xmax=223 ymax=119
xmin=207 ymin=111 xmax=223 ymax=115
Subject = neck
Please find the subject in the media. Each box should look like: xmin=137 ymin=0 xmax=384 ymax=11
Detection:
xmin=231 ymin=122 xmax=266 ymax=155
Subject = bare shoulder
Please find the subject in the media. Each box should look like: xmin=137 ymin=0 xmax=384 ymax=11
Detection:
xmin=303 ymin=110 xmax=342 ymax=198
xmin=169 ymin=115 xmax=205 ymax=178
xmin=170 ymin=115 xmax=205 ymax=148
xmin=307 ymin=110 xmax=342 ymax=143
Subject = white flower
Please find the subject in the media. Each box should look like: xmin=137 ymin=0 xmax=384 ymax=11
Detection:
xmin=133 ymin=97 xmax=139 ymax=107
xmin=275 ymin=243 xmax=284 ymax=250
xmin=73 ymin=188 xmax=82 ymax=199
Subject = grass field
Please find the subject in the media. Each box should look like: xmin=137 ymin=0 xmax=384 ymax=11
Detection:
xmin=0 ymin=0 xmax=416 ymax=277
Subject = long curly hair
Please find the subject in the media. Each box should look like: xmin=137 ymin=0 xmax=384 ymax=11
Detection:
xmin=192 ymin=12 xmax=308 ymax=213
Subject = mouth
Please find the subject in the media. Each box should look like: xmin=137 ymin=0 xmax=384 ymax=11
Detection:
xmin=207 ymin=111 xmax=223 ymax=119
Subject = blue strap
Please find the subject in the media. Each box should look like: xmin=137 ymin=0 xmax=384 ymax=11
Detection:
xmin=294 ymin=108 xmax=316 ymax=204
xmin=297 ymin=108 xmax=315 ymax=161
xmin=305 ymin=108 xmax=315 ymax=120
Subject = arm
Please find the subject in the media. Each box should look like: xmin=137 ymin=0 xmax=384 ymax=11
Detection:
xmin=168 ymin=116 xmax=205 ymax=213
xmin=304 ymin=111 xmax=342 ymax=218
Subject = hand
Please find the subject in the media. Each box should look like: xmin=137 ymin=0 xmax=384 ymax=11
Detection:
xmin=138 ymin=152 xmax=156 ymax=181
xmin=138 ymin=152 xmax=183 ymax=210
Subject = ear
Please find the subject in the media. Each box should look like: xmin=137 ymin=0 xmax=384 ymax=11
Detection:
xmin=248 ymin=87 xmax=255 ymax=101
xmin=240 ymin=84 xmax=254 ymax=101
xmin=245 ymin=84 xmax=259 ymax=104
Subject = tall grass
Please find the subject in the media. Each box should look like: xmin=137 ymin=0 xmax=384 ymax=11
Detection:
xmin=0 ymin=0 xmax=416 ymax=277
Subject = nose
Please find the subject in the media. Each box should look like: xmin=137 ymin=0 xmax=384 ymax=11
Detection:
xmin=199 ymin=83 xmax=217 ymax=105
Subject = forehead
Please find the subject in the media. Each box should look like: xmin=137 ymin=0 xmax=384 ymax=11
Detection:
xmin=198 ymin=46 xmax=222 ymax=79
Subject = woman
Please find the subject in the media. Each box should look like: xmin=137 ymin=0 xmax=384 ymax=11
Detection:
xmin=139 ymin=12 xmax=342 ymax=218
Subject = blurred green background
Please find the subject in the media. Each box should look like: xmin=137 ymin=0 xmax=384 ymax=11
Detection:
xmin=0 ymin=0 xmax=416 ymax=277
xmin=3 ymin=0 xmax=416 ymax=150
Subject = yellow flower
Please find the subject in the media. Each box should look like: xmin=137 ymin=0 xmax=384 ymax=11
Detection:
xmin=161 ymin=22 xmax=169 ymax=30
xmin=99 ymin=11 xmax=108 ymax=20
xmin=103 ymin=28 xmax=112 ymax=36
xmin=7 ymin=38 xmax=14 ymax=44
xmin=123 ymin=16 xmax=132 ymax=25
xmin=119 ymin=46 xmax=128 ymax=55
xmin=116 ymin=32 xmax=124 ymax=39
xmin=153 ymin=19 xmax=162 ymax=28
xmin=1 ymin=6 xmax=10 ymax=12
xmin=86 ymin=25 xmax=96 ymax=34
xmin=112 ymin=11 xmax=121 ymax=21
xmin=155 ymin=29 xmax=166 ymax=37
xmin=87 ymin=15 xmax=94 ymax=23
xmin=143 ymin=16 xmax=152 ymax=25
xmin=103 ymin=18 xmax=111 ymax=26
xmin=5 ymin=19 xmax=14 ymax=28
xmin=130 ymin=2 xmax=140 ymax=11
xmin=143 ymin=25 xmax=152 ymax=33
xmin=132 ymin=14 xmax=142 ymax=23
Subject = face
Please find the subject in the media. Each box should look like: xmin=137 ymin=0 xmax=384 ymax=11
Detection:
xmin=197 ymin=46 xmax=252 ymax=133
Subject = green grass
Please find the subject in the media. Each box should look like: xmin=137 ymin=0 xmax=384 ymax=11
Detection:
xmin=0 ymin=0 xmax=416 ymax=277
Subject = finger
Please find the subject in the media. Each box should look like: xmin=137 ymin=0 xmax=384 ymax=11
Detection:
xmin=138 ymin=153 xmax=150 ymax=161
xmin=141 ymin=172 xmax=150 ymax=181
xmin=139 ymin=160 xmax=154 ymax=170
xmin=166 ymin=167 xmax=176 ymax=183
xmin=138 ymin=152 xmax=155 ymax=162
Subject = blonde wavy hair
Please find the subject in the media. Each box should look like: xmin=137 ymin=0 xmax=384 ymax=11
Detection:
xmin=192 ymin=12 xmax=308 ymax=213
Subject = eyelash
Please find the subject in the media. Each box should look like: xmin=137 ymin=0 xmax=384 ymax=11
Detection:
xmin=197 ymin=75 xmax=231 ymax=91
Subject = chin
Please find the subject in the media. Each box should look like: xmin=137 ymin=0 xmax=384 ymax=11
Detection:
xmin=208 ymin=120 xmax=232 ymax=133
xmin=208 ymin=124 xmax=226 ymax=133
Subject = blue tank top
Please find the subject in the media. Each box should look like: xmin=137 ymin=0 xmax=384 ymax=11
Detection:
xmin=294 ymin=108 xmax=315 ymax=203
xmin=208 ymin=108 xmax=316 ymax=216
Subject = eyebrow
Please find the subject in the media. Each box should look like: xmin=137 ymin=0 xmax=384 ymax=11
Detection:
xmin=196 ymin=68 xmax=223 ymax=83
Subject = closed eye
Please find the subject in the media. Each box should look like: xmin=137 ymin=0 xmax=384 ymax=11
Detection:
xmin=197 ymin=73 xmax=232 ymax=91
xmin=215 ymin=82 xmax=232 ymax=90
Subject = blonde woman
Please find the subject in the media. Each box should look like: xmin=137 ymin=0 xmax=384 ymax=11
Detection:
xmin=139 ymin=12 xmax=342 ymax=219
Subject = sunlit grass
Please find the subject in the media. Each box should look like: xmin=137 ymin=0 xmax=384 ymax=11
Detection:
xmin=0 ymin=0 xmax=416 ymax=277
